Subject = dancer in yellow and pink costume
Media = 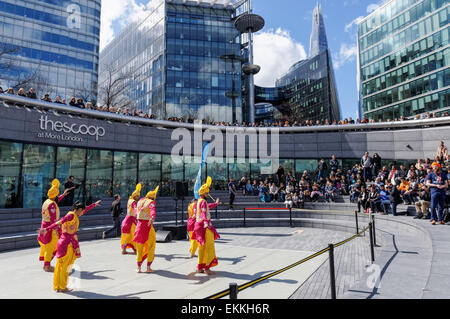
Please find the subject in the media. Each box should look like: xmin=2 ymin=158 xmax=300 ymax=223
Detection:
xmin=38 ymin=200 xmax=101 ymax=292
xmin=133 ymin=186 xmax=159 ymax=273
xmin=120 ymin=184 xmax=141 ymax=255
xmin=191 ymin=177 xmax=220 ymax=275
xmin=187 ymin=198 xmax=199 ymax=257
xmin=38 ymin=179 xmax=73 ymax=272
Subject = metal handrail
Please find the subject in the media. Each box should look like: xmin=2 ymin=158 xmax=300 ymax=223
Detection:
xmin=206 ymin=220 xmax=371 ymax=299
xmin=1 ymin=93 xmax=450 ymax=133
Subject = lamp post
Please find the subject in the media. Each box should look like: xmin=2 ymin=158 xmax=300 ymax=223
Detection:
xmin=234 ymin=0 xmax=264 ymax=124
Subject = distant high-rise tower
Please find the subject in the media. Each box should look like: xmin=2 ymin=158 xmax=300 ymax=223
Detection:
xmin=254 ymin=3 xmax=341 ymax=124
xmin=309 ymin=3 xmax=328 ymax=58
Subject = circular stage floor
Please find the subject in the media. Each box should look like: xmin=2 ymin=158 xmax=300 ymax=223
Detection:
xmin=0 ymin=227 xmax=351 ymax=299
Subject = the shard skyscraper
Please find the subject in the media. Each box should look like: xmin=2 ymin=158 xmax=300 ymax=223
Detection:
xmin=309 ymin=4 xmax=329 ymax=58
xmin=254 ymin=3 xmax=342 ymax=124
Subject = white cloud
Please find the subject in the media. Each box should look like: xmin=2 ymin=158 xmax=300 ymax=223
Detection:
xmin=333 ymin=42 xmax=358 ymax=69
xmin=345 ymin=16 xmax=364 ymax=33
xmin=253 ymin=28 xmax=307 ymax=87
xmin=100 ymin=0 xmax=149 ymax=51
xmin=367 ymin=0 xmax=389 ymax=13
xmin=367 ymin=3 xmax=380 ymax=13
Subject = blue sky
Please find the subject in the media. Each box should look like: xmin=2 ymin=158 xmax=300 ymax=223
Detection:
xmin=103 ymin=0 xmax=385 ymax=120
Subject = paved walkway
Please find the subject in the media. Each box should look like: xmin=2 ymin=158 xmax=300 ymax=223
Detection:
xmin=341 ymin=215 xmax=442 ymax=299
xmin=290 ymin=231 xmax=372 ymax=299
xmin=1 ymin=216 xmax=448 ymax=299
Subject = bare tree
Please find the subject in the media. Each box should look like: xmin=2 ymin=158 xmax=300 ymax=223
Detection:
xmin=0 ymin=44 xmax=20 ymax=73
xmin=72 ymin=83 xmax=98 ymax=105
xmin=0 ymin=44 xmax=49 ymax=94
xmin=98 ymin=64 xmax=134 ymax=110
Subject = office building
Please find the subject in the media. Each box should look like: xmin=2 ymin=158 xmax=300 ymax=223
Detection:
xmin=253 ymin=4 xmax=341 ymax=124
xmin=99 ymin=0 xmax=244 ymax=123
xmin=358 ymin=0 xmax=450 ymax=120
xmin=0 ymin=0 xmax=101 ymax=101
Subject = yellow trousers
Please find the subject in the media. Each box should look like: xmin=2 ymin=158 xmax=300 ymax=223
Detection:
xmin=53 ymin=244 xmax=77 ymax=291
xmin=136 ymin=227 xmax=156 ymax=267
xmin=197 ymin=229 xmax=218 ymax=271
xmin=121 ymin=223 xmax=137 ymax=251
xmin=189 ymin=231 xmax=199 ymax=256
xmin=38 ymin=230 xmax=58 ymax=265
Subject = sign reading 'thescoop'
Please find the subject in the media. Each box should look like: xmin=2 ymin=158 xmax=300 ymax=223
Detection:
xmin=37 ymin=115 xmax=106 ymax=142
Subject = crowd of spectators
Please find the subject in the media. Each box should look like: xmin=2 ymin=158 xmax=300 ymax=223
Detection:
xmin=233 ymin=143 xmax=449 ymax=224
xmin=1 ymin=87 xmax=449 ymax=127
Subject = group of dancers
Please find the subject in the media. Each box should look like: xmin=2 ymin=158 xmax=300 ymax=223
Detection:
xmin=37 ymin=176 xmax=220 ymax=293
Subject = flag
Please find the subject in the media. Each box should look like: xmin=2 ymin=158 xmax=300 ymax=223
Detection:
xmin=194 ymin=142 xmax=210 ymax=199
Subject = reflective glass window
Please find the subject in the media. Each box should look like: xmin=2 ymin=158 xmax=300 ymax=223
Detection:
xmin=86 ymin=150 xmax=112 ymax=202
xmin=0 ymin=141 xmax=22 ymax=208
xmin=22 ymin=144 xmax=55 ymax=209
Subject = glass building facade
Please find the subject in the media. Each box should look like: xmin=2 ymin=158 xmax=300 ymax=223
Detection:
xmin=358 ymin=0 xmax=450 ymax=120
xmin=0 ymin=0 xmax=101 ymax=101
xmin=99 ymin=0 xmax=243 ymax=123
xmin=253 ymin=5 xmax=341 ymax=124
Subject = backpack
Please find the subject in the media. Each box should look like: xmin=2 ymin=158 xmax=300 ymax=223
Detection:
xmin=443 ymin=209 xmax=450 ymax=223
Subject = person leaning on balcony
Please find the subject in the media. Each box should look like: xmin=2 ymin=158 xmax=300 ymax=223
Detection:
xmin=6 ymin=88 xmax=14 ymax=94
xmin=54 ymin=96 xmax=63 ymax=104
xmin=17 ymin=88 xmax=26 ymax=97
xmin=69 ymin=97 xmax=76 ymax=107
xmin=26 ymin=88 xmax=36 ymax=99
xmin=41 ymin=94 xmax=52 ymax=103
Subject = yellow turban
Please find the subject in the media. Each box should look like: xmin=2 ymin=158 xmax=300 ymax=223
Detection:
xmin=199 ymin=177 xmax=212 ymax=196
xmin=47 ymin=179 xmax=60 ymax=199
xmin=131 ymin=183 xmax=142 ymax=199
xmin=146 ymin=186 xmax=159 ymax=199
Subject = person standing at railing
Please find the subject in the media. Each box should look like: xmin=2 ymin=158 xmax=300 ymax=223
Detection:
xmin=38 ymin=179 xmax=73 ymax=272
xmin=134 ymin=186 xmax=159 ymax=273
xmin=192 ymin=177 xmax=220 ymax=276
xmin=38 ymin=200 xmax=101 ymax=293
xmin=187 ymin=198 xmax=199 ymax=258
xmin=26 ymin=88 xmax=36 ymax=99
xmin=120 ymin=184 xmax=141 ymax=255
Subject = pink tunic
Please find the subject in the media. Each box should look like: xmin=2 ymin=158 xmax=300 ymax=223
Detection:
xmin=133 ymin=201 xmax=156 ymax=245
xmin=38 ymin=195 xmax=65 ymax=244
xmin=44 ymin=203 xmax=95 ymax=259
xmin=121 ymin=201 xmax=137 ymax=234
xmin=187 ymin=203 xmax=197 ymax=232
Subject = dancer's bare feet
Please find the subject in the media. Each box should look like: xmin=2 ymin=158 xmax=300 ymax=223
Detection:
xmin=136 ymin=267 xmax=142 ymax=273
xmin=205 ymin=269 xmax=216 ymax=276
xmin=57 ymin=288 xmax=73 ymax=293
xmin=121 ymin=250 xmax=128 ymax=255
xmin=146 ymin=267 xmax=154 ymax=273
xmin=196 ymin=269 xmax=205 ymax=274
xmin=43 ymin=266 xmax=54 ymax=272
